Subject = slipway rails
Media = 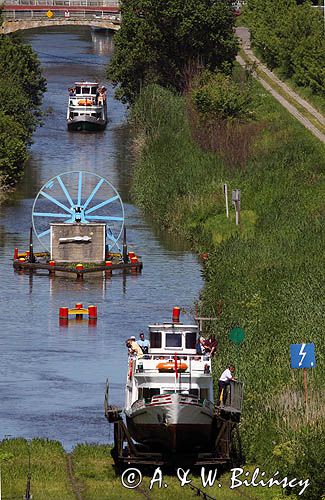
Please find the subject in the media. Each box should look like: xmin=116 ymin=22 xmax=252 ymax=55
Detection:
xmin=104 ymin=380 xmax=244 ymax=469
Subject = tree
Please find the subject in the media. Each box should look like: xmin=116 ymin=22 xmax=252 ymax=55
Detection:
xmin=0 ymin=35 xmax=46 ymax=109
xmin=108 ymin=0 xmax=238 ymax=104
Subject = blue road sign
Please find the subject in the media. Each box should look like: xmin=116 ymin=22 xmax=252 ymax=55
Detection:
xmin=290 ymin=343 xmax=316 ymax=369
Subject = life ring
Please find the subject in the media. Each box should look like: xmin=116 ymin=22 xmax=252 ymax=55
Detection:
xmin=156 ymin=361 xmax=188 ymax=373
xmin=128 ymin=359 xmax=133 ymax=379
xmin=78 ymin=98 xmax=93 ymax=106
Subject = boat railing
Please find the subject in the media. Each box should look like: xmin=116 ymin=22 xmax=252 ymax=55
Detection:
xmin=230 ymin=380 xmax=244 ymax=411
xmin=137 ymin=354 xmax=210 ymax=361
xmin=223 ymin=380 xmax=244 ymax=412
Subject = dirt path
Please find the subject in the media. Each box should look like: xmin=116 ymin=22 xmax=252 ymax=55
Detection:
xmin=235 ymin=27 xmax=325 ymax=143
xmin=66 ymin=453 xmax=84 ymax=500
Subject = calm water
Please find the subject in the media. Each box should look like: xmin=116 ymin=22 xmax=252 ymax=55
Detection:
xmin=0 ymin=27 xmax=203 ymax=449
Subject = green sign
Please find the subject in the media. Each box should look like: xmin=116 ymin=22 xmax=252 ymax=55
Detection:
xmin=229 ymin=327 xmax=245 ymax=345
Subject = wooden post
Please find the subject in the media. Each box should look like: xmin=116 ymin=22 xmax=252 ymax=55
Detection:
xmin=303 ymin=368 xmax=308 ymax=406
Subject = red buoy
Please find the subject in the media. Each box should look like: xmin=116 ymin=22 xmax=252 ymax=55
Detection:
xmin=75 ymin=303 xmax=83 ymax=310
xmin=128 ymin=251 xmax=135 ymax=259
xmin=59 ymin=307 xmax=69 ymax=319
xmin=172 ymin=306 xmax=180 ymax=323
xmin=49 ymin=260 xmax=55 ymax=267
xmin=14 ymin=248 xmax=18 ymax=260
xmin=88 ymin=305 xmax=98 ymax=319
xmin=76 ymin=263 xmax=84 ymax=271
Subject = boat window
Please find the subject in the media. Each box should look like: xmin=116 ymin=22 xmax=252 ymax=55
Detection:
xmin=185 ymin=332 xmax=196 ymax=349
xmin=150 ymin=331 xmax=161 ymax=348
xmin=91 ymin=86 xmax=97 ymax=94
xmin=73 ymin=112 xmax=78 ymax=117
xmin=143 ymin=387 xmax=160 ymax=400
xmin=91 ymin=113 xmax=96 ymax=117
xmin=75 ymin=86 xmax=81 ymax=94
xmin=166 ymin=333 xmax=182 ymax=348
xmin=189 ymin=389 xmax=199 ymax=397
xmin=81 ymin=87 xmax=91 ymax=94
xmin=200 ymin=388 xmax=209 ymax=400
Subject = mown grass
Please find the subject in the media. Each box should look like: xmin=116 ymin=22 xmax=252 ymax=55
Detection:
xmin=130 ymin=77 xmax=324 ymax=499
xmin=0 ymin=438 xmax=73 ymax=499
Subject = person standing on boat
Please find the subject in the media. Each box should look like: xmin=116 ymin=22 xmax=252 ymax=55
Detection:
xmin=126 ymin=336 xmax=143 ymax=359
xmin=137 ymin=332 xmax=150 ymax=354
xmin=217 ymin=365 xmax=236 ymax=405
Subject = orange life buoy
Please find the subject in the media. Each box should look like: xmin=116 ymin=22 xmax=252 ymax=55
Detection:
xmin=156 ymin=361 xmax=188 ymax=373
xmin=78 ymin=98 xmax=93 ymax=106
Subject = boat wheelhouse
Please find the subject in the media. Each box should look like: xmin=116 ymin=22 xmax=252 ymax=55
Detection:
xmin=67 ymin=81 xmax=107 ymax=132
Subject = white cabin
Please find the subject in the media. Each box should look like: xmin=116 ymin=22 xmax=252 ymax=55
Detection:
xmin=125 ymin=323 xmax=214 ymax=410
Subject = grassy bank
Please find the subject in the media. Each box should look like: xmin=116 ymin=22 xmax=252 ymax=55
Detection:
xmin=130 ymin=79 xmax=324 ymax=498
xmin=1 ymin=439 xmax=286 ymax=499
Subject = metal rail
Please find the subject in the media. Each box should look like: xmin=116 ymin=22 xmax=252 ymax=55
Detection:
xmin=3 ymin=0 xmax=119 ymax=6
xmin=2 ymin=10 xmax=121 ymax=20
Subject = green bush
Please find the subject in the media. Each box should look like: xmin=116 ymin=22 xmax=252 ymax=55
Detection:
xmin=192 ymin=71 xmax=254 ymax=121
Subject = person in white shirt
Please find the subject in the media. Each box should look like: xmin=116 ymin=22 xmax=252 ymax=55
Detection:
xmin=217 ymin=365 xmax=236 ymax=405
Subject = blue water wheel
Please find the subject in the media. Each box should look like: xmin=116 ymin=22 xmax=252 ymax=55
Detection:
xmin=32 ymin=171 xmax=125 ymax=252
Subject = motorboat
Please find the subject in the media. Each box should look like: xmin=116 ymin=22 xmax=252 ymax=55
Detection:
xmin=67 ymin=81 xmax=107 ymax=132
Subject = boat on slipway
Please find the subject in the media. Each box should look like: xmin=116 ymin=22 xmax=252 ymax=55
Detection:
xmin=67 ymin=81 xmax=107 ymax=131
xmin=105 ymin=308 xmax=244 ymax=467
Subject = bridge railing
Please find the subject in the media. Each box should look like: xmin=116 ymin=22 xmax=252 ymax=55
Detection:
xmin=2 ymin=9 xmax=121 ymax=20
xmin=3 ymin=0 xmax=119 ymax=6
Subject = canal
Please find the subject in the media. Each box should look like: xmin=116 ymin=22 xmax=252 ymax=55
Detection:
xmin=0 ymin=27 xmax=203 ymax=449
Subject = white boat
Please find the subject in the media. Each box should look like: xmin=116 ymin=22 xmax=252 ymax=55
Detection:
xmin=124 ymin=316 xmax=243 ymax=455
xmin=67 ymin=81 xmax=107 ymax=132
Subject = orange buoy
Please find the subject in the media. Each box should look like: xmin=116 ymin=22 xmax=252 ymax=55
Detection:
xmin=156 ymin=361 xmax=188 ymax=373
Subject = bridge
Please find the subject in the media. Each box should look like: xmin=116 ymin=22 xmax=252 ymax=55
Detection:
xmin=0 ymin=0 xmax=121 ymax=33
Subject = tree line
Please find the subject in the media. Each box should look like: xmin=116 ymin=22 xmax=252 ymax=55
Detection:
xmin=244 ymin=0 xmax=325 ymax=95
xmin=0 ymin=32 xmax=46 ymax=189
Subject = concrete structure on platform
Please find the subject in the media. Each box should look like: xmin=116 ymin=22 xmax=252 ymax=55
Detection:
xmin=50 ymin=223 xmax=106 ymax=263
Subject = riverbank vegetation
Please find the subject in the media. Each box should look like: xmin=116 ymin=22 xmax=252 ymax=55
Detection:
xmin=129 ymin=78 xmax=324 ymax=499
xmin=0 ymin=34 xmax=46 ymax=192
